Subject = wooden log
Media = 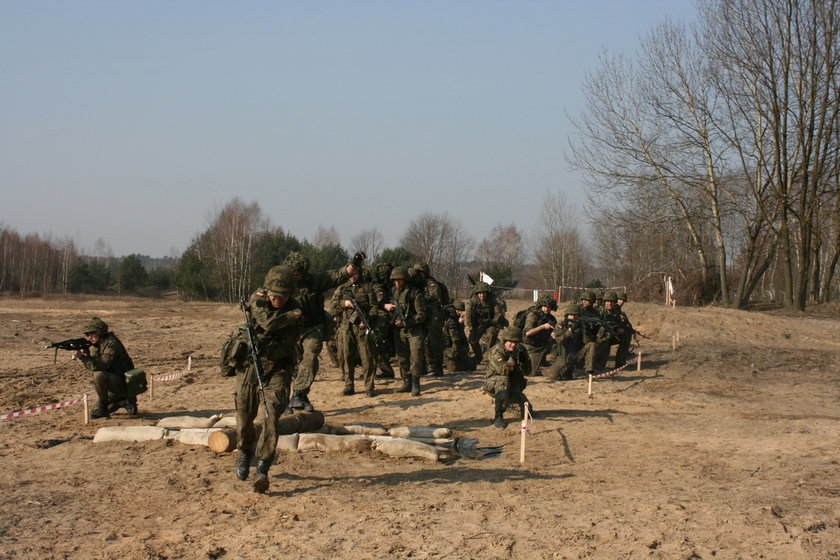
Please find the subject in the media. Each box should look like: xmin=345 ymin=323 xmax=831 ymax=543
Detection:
xmin=207 ymin=429 xmax=237 ymax=453
xmin=172 ymin=428 xmax=222 ymax=446
xmin=207 ymin=410 xmax=325 ymax=454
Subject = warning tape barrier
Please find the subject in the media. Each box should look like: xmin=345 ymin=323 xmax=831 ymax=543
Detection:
xmin=590 ymin=353 xmax=637 ymax=379
xmin=151 ymin=356 xmax=192 ymax=383
xmin=0 ymin=395 xmax=87 ymax=421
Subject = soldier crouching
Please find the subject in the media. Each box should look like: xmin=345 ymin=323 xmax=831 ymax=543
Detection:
xmin=483 ymin=326 xmax=533 ymax=429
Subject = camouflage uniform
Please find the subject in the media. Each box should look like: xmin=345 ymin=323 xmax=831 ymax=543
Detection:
xmin=523 ymin=295 xmax=557 ymax=377
xmin=331 ymin=273 xmax=385 ymax=396
xmin=413 ymin=263 xmax=450 ymax=377
xmin=442 ymin=300 xmax=474 ymax=372
xmin=466 ymin=282 xmax=507 ymax=363
xmin=372 ymin=263 xmax=396 ymax=379
xmin=545 ymin=303 xmax=602 ymax=381
xmin=235 ymin=265 xmax=302 ymax=492
xmin=389 ymin=266 xmax=427 ymax=396
xmin=483 ymin=326 xmax=532 ymax=428
xmin=283 ymin=252 xmax=352 ymax=411
xmin=77 ymin=317 xmax=135 ymax=417
xmin=596 ymin=291 xmax=633 ymax=369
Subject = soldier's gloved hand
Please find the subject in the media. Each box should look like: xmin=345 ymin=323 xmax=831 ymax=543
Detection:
xmin=352 ymin=251 xmax=366 ymax=268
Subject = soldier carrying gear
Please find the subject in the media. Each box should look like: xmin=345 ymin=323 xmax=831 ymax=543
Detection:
xmin=466 ymin=281 xmax=507 ymax=364
xmin=483 ymin=326 xmax=532 ymax=428
xmin=412 ymin=262 xmax=450 ymax=377
xmin=523 ymin=295 xmax=558 ymax=377
xmin=74 ymin=317 xmax=137 ymax=419
xmin=384 ymin=266 xmax=427 ymax=396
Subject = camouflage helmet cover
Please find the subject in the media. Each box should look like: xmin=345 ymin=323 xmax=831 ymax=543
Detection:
xmin=452 ymin=299 xmax=466 ymax=311
xmin=390 ymin=266 xmax=409 ymax=280
xmin=618 ymin=291 xmax=628 ymax=301
xmin=564 ymin=303 xmax=581 ymax=316
xmin=500 ymin=326 xmax=523 ymax=343
xmin=414 ymin=262 xmax=430 ymax=275
xmin=83 ymin=317 xmax=109 ymax=335
xmin=283 ymin=251 xmax=310 ymax=274
xmin=264 ymin=265 xmax=296 ymax=296
xmin=473 ymin=281 xmax=491 ymax=294
xmin=581 ymin=291 xmax=596 ymax=303
xmin=538 ymin=294 xmax=558 ymax=310
xmin=603 ymin=290 xmax=618 ymax=302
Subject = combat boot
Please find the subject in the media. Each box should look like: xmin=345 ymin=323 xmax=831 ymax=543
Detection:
xmin=90 ymin=403 xmax=109 ymax=419
xmin=341 ymin=383 xmax=355 ymax=396
xmin=493 ymin=411 xmax=507 ymax=429
xmin=252 ymin=459 xmax=271 ymax=493
xmin=289 ymin=390 xmax=305 ymax=410
xmin=125 ymin=397 xmax=138 ymax=416
xmin=235 ymin=451 xmax=252 ymax=481
xmin=299 ymin=390 xmax=314 ymax=412
xmin=395 ymin=377 xmax=412 ymax=393
xmin=410 ymin=376 xmax=421 ymax=396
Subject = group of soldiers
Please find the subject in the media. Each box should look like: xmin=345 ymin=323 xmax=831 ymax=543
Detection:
xmin=73 ymin=251 xmax=634 ymax=493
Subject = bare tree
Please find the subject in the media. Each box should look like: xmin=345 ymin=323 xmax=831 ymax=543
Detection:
xmin=313 ymin=226 xmax=340 ymax=250
xmin=401 ymin=212 xmax=473 ymax=295
xmin=533 ymin=192 xmax=587 ymax=296
xmin=350 ymin=228 xmax=385 ymax=263
xmin=474 ymin=224 xmax=526 ymax=287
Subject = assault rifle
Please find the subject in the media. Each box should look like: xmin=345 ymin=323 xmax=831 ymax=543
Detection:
xmin=45 ymin=338 xmax=92 ymax=363
xmin=240 ymin=297 xmax=269 ymax=419
xmin=341 ymin=288 xmax=377 ymax=338
xmin=390 ymin=298 xmax=408 ymax=326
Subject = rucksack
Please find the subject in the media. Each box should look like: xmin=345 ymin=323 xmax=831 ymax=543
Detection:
xmin=219 ymin=325 xmax=249 ymax=377
xmin=513 ymin=307 xmax=532 ymax=330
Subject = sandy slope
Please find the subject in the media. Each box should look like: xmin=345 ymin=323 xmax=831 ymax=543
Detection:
xmin=0 ymin=296 xmax=838 ymax=559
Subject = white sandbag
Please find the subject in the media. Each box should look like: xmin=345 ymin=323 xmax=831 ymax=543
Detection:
xmin=276 ymin=434 xmax=300 ymax=452
xmin=341 ymin=423 xmax=389 ymax=436
xmin=388 ymin=426 xmax=452 ymax=439
xmin=157 ymin=414 xmax=221 ymax=429
xmin=212 ymin=416 xmax=238 ymax=429
xmin=371 ymin=437 xmax=441 ymax=461
xmin=93 ymin=426 xmax=169 ymax=443
xmin=170 ymin=428 xmax=222 ymax=446
xmin=297 ymin=433 xmax=372 ymax=453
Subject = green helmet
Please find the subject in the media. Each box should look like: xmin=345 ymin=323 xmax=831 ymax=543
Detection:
xmin=390 ymin=266 xmax=409 ymax=280
xmin=538 ymin=294 xmax=558 ymax=310
xmin=452 ymin=299 xmax=466 ymax=311
xmin=473 ymin=281 xmax=491 ymax=294
xmin=603 ymin=290 xmax=618 ymax=302
xmin=264 ymin=265 xmax=296 ymax=296
xmin=581 ymin=291 xmax=596 ymax=303
xmin=414 ymin=262 xmax=430 ymax=276
xmin=618 ymin=291 xmax=628 ymax=301
xmin=375 ymin=262 xmax=393 ymax=283
xmin=564 ymin=303 xmax=581 ymax=315
xmin=83 ymin=317 xmax=108 ymax=335
xmin=283 ymin=251 xmax=310 ymax=274
xmin=500 ymin=326 xmax=523 ymax=343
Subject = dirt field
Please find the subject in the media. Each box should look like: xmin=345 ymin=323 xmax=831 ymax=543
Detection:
xmin=0 ymin=295 xmax=838 ymax=560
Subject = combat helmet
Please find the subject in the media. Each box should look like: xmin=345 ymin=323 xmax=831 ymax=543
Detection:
xmin=617 ymin=291 xmax=628 ymax=301
xmin=452 ymin=299 xmax=466 ymax=311
xmin=581 ymin=291 xmax=596 ymax=303
xmin=500 ymin=326 xmax=523 ymax=343
xmin=283 ymin=251 xmax=310 ymax=275
xmin=413 ymin=262 xmax=430 ymax=276
xmin=564 ymin=303 xmax=581 ymax=316
xmin=375 ymin=262 xmax=393 ymax=284
xmin=603 ymin=290 xmax=618 ymax=302
xmin=390 ymin=266 xmax=409 ymax=281
xmin=473 ymin=281 xmax=491 ymax=294
xmin=264 ymin=265 xmax=296 ymax=296
xmin=83 ymin=317 xmax=109 ymax=335
xmin=538 ymin=294 xmax=558 ymax=310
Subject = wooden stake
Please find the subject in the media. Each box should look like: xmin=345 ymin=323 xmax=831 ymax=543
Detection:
xmin=672 ymin=335 xmax=676 ymax=350
xmin=83 ymin=394 xmax=89 ymax=425
xmin=149 ymin=376 xmax=154 ymax=400
xmin=519 ymin=402 xmax=530 ymax=464
xmin=637 ymin=351 xmax=642 ymax=371
xmin=588 ymin=374 xmax=593 ymax=397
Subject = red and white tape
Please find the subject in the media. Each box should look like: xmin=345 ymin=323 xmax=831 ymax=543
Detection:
xmin=151 ymin=357 xmax=192 ymax=383
xmin=0 ymin=395 xmax=86 ymax=421
xmin=590 ymin=357 xmax=634 ymax=380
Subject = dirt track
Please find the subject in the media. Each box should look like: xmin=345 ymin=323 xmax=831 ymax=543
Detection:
xmin=0 ymin=296 xmax=838 ymax=559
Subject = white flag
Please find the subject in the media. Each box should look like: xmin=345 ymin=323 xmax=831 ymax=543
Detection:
xmin=480 ymin=272 xmax=494 ymax=285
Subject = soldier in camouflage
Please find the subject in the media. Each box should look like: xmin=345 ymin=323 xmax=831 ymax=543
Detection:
xmin=523 ymin=294 xmax=558 ymax=377
xmin=74 ymin=317 xmax=136 ymax=418
xmin=466 ymin=281 xmax=507 ymax=364
xmin=384 ymin=266 xmax=427 ymax=396
xmin=412 ymin=263 xmax=450 ymax=377
xmin=283 ymin=251 xmax=358 ymax=412
xmin=483 ymin=326 xmax=533 ymax=428
xmin=235 ymin=265 xmax=303 ymax=493
xmin=443 ymin=300 xmax=474 ymax=372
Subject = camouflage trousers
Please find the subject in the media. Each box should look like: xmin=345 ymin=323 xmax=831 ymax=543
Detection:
xmin=292 ymin=324 xmax=324 ymax=393
xmin=337 ymin=323 xmax=376 ymax=391
xmin=545 ymin=341 xmax=598 ymax=381
xmin=92 ymin=370 xmax=128 ymax=408
xmin=395 ymin=327 xmax=426 ymax=379
xmin=235 ymin=360 xmax=293 ymax=462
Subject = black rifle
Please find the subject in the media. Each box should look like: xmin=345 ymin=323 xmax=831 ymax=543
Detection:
xmin=240 ymin=297 xmax=269 ymax=419
xmin=341 ymin=287 xmax=376 ymax=336
xmin=45 ymin=338 xmax=92 ymax=363
xmin=390 ymin=297 xmax=408 ymax=326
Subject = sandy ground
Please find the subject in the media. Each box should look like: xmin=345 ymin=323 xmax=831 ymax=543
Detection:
xmin=0 ymin=295 xmax=838 ymax=560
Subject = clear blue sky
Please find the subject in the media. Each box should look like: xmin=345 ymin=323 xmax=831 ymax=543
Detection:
xmin=1 ymin=1 xmax=696 ymax=258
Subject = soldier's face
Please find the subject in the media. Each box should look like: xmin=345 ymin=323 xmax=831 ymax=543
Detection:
xmin=477 ymin=292 xmax=487 ymax=301
xmin=605 ymin=300 xmax=615 ymax=309
xmin=393 ymin=278 xmax=405 ymax=290
xmin=85 ymin=332 xmax=101 ymax=345
xmin=268 ymin=294 xmax=289 ymax=308
xmin=504 ymin=340 xmax=517 ymax=352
